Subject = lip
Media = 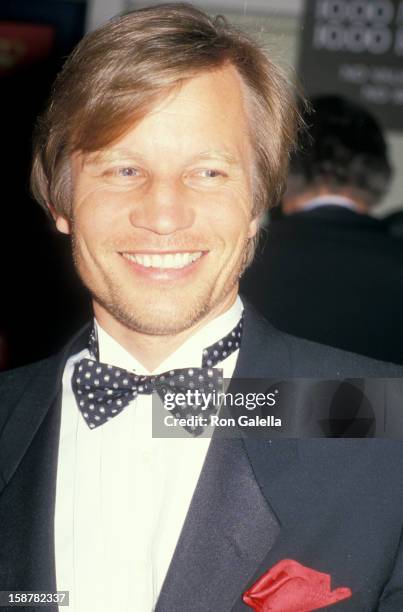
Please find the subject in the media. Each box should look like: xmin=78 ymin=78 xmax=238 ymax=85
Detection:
xmin=121 ymin=250 xmax=203 ymax=255
xmin=119 ymin=250 xmax=207 ymax=281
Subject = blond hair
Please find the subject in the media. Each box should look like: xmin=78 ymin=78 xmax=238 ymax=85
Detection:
xmin=31 ymin=2 xmax=299 ymax=232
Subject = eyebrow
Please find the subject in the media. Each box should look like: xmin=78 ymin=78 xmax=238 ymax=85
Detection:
xmin=189 ymin=150 xmax=239 ymax=165
xmin=82 ymin=149 xmax=147 ymax=166
xmin=82 ymin=148 xmax=239 ymax=166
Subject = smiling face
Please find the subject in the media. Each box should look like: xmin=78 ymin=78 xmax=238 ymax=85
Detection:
xmin=55 ymin=65 xmax=258 ymax=337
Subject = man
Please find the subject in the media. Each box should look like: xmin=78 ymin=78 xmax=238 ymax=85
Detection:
xmin=241 ymin=95 xmax=403 ymax=364
xmin=1 ymin=5 xmax=403 ymax=611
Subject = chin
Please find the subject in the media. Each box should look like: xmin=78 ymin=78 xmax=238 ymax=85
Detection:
xmin=94 ymin=289 xmax=215 ymax=336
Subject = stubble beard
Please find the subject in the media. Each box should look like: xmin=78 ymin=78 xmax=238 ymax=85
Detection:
xmin=71 ymin=235 xmax=246 ymax=338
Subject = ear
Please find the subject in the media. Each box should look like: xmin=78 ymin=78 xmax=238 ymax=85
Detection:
xmin=54 ymin=214 xmax=72 ymax=235
xmin=247 ymin=214 xmax=261 ymax=239
xmin=46 ymin=202 xmax=72 ymax=234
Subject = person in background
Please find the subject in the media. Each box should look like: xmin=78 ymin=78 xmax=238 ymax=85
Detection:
xmin=242 ymin=95 xmax=403 ymax=364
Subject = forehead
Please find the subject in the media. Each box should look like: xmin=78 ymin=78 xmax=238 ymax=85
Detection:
xmin=83 ymin=65 xmax=252 ymax=163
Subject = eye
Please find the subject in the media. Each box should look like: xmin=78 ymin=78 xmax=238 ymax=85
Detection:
xmin=101 ymin=166 xmax=146 ymax=182
xmin=116 ymin=167 xmax=141 ymax=177
xmin=201 ymin=169 xmax=225 ymax=178
xmin=192 ymin=168 xmax=227 ymax=179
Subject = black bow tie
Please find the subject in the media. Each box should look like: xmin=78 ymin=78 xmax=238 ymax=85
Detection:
xmin=72 ymin=315 xmax=243 ymax=436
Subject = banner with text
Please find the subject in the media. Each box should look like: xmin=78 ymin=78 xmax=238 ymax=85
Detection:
xmin=298 ymin=0 xmax=403 ymax=130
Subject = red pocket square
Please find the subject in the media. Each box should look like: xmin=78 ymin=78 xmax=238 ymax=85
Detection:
xmin=243 ymin=559 xmax=352 ymax=612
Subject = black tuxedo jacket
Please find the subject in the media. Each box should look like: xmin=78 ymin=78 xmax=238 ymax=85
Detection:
xmin=1 ymin=304 xmax=403 ymax=611
xmin=241 ymin=205 xmax=403 ymax=364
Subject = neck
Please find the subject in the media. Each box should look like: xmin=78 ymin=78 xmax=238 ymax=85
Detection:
xmin=93 ymin=293 xmax=238 ymax=371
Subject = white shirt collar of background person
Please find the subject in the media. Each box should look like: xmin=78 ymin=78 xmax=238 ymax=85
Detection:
xmin=301 ymin=194 xmax=361 ymax=212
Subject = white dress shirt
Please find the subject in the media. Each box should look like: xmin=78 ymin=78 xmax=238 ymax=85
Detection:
xmin=54 ymin=297 xmax=243 ymax=612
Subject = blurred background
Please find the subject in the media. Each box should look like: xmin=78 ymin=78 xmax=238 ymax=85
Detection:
xmin=1 ymin=0 xmax=403 ymax=369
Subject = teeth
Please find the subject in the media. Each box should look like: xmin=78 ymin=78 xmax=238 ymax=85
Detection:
xmin=123 ymin=251 xmax=202 ymax=269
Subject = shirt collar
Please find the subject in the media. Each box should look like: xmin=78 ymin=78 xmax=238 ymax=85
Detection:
xmin=94 ymin=296 xmax=244 ymax=375
xmin=301 ymin=195 xmax=359 ymax=212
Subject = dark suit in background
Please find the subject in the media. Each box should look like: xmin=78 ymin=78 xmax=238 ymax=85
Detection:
xmin=241 ymin=205 xmax=403 ymax=364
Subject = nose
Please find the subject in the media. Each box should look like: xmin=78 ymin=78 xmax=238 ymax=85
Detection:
xmin=129 ymin=178 xmax=194 ymax=235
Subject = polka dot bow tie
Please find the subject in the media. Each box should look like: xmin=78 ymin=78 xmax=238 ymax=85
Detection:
xmin=71 ymin=315 xmax=243 ymax=435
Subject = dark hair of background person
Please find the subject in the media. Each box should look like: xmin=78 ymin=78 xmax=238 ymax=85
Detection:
xmin=285 ymin=94 xmax=393 ymax=209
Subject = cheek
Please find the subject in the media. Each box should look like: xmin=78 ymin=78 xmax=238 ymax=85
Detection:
xmin=215 ymin=206 xmax=253 ymax=249
xmin=73 ymin=196 xmax=122 ymax=245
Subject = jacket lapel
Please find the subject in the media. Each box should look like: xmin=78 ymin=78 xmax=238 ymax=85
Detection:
xmin=155 ymin=436 xmax=280 ymax=612
xmin=156 ymin=304 xmax=297 ymax=611
xmin=0 ymin=325 xmax=90 ymax=596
